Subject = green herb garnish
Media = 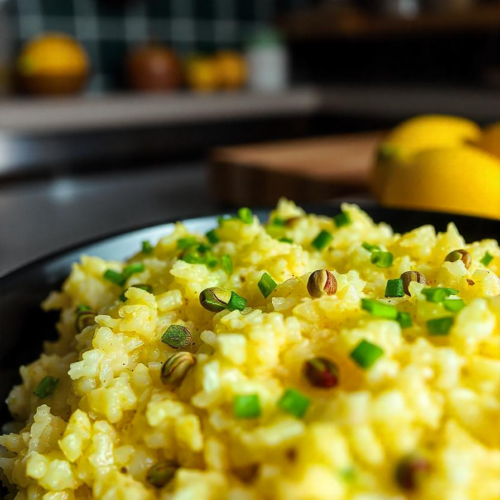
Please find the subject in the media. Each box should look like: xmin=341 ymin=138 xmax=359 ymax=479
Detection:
xmin=142 ymin=240 xmax=153 ymax=254
xmin=227 ymin=291 xmax=247 ymax=311
xmin=421 ymin=287 xmax=458 ymax=303
xmin=371 ymin=251 xmax=394 ymax=268
xmin=397 ymin=312 xmax=412 ymax=329
xmin=427 ymin=316 xmax=454 ymax=336
xmin=34 ymin=376 xmax=59 ymax=398
xmin=103 ymin=269 xmax=126 ymax=287
xmin=312 ymin=230 xmax=333 ymax=251
xmin=258 ymin=272 xmax=278 ymax=298
xmin=361 ymin=299 xmax=398 ymax=319
xmin=234 ymin=394 xmax=261 ymax=419
xmin=334 ymin=212 xmax=351 ymax=228
xmin=238 ymin=207 xmax=254 ymax=224
xmin=350 ymin=340 xmax=384 ymax=369
xmin=385 ymin=279 xmax=404 ymax=298
xmin=481 ymin=251 xmax=494 ymax=267
xmin=206 ymin=229 xmax=220 ymax=245
xmin=278 ymin=389 xmax=310 ymax=418
xmin=443 ymin=298 xmax=465 ymax=313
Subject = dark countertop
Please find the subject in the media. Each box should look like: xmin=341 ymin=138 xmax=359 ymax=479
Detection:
xmin=0 ymin=163 xmax=217 ymax=276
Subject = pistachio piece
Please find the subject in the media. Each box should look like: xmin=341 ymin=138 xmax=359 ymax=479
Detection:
xmin=395 ymin=455 xmax=431 ymax=491
xmin=307 ymin=270 xmax=338 ymax=298
xmin=199 ymin=287 xmax=232 ymax=312
xmin=161 ymin=352 xmax=196 ymax=385
xmin=146 ymin=460 xmax=178 ymax=488
xmin=303 ymin=357 xmax=339 ymax=388
xmin=400 ymin=271 xmax=427 ymax=296
xmin=75 ymin=311 xmax=96 ymax=333
xmin=445 ymin=249 xmax=472 ymax=269
xmin=161 ymin=325 xmax=192 ymax=349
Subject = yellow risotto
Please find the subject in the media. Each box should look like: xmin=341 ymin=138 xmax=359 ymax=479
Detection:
xmin=1 ymin=201 xmax=500 ymax=500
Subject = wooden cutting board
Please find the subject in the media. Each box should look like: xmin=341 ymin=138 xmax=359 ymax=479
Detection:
xmin=209 ymin=131 xmax=383 ymax=206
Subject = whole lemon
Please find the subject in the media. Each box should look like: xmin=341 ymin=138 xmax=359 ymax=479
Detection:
xmin=476 ymin=123 xmax=500 ymax=160
xmin=372 ymin=115 xmax=481 ymax=196
xmin=17 ymin=33 xmax=90 ymax=96
xmin=185 ymin=56 xmax=220 ymax=93
xmin=380 ymin=146 xmax=500 ymax=220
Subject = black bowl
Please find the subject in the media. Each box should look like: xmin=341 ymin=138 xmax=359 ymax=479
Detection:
xmin=0 ymin=204 xmax=498 ymax=425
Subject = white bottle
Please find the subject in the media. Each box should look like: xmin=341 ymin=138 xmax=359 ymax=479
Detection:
xmin=246 ymin=29 xmax=289 ymax=93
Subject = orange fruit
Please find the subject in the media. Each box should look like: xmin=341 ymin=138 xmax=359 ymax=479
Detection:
xmin=17 ymin=33 xmax=89 ymax=96
xmin=214 ymin=51 xmax=247 ymax=90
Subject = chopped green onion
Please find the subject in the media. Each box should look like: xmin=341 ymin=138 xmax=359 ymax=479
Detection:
xmin=481 ymin=251 xmax=494 ymax=267
xmin=206 ymin=254 xmax=219 ymax=269
xmin=162 ymin=325 xmax=193 ymax=349
xmin=279 ymin=237 xmax=294 ymax=244
xmin=233 ymin=394 xmax=261 ymax=419
xmin=238 ymin=207 xmax=254 ymax=224
xmin=361 ymin=299 xmax=398 ymax=319
xmin=142 ymin=240 xmax=153 ymax=254
xmin=270 ymin=217 xmax=286 ymax=227
xmin=34 ymin=376 xmax=59 ymax=398
xmin=443 ymin=298 xmax=465 ymax=313
xmin=427 ymin=317 xmax=454 ymax=336
xmin=123 ymin=263 xmax=145 ymax=279
xmin=350 ymin=340 xmax=384 ymax=369
xmin=334 ymin=212 xmax=351 ymax=228
xmin=371 ymin=251 xmax=394 ymax=268
xmin=103 ymin=269 xmax=126 ymax=287
xmin=312 ymin=230 xmax=333 ymax=251
xmin=258 ymin=272 xmax=278 ymax=298
xmin=385 ymin=279 xmax=404 ymax=298
xmin=227 ymin=292 xmax=247 ymax=311
xmin=397 ymin=312 xmax=413 ymax=329
xmin=180 ymin=247 xmax=205 ymax=265
xmin=75 ymin=304 xmax=91 ymax=313
xmin=221 ymin=254 xmax=233 ymax=274
xmin=177 ymin=237 xmax=199 ymax=250
xmin=278 ymin=389 xmax=310 ymax=418
xmin=362 ymin=242 xmax=381 ymax=252
xmin=206 ymin=229 xmax=220 ymax=245
xmin=421 ymin=287 xmax=459 ymax=303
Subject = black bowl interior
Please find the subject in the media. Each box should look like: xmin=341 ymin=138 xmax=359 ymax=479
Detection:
xmin=0 ymin=204 xmax=498 ymax=426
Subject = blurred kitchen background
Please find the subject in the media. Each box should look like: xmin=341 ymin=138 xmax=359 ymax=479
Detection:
xmin=1 ymin=0 xmax=500 ymax=274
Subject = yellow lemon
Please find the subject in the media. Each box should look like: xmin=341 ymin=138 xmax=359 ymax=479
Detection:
xmin=476 ymin=123 xmax=500 ymax=160
xmin=17 ymin=33 xmax=89 ymax=95
xmin=372 ymin=115 xmax=481 ymax=196
xmin=380 ymin=146 xmax=500 ymax=220
xmin=185 ymin=56 xmax=220 ymax=92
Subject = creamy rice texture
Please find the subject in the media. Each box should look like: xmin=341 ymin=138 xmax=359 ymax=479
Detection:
xmin=1 ymin=201 xmax=499 ymax=500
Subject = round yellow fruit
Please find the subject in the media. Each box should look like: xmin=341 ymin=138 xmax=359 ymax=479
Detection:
xmin=17 ymin=33 xmax=89 ymax=95
xmin=372 ymin=115 xmax=481 ymax=196
xmin=214 ymin=51 xmax=247 ymax=90
xmin=476 ymin=123 xmax=500 ymax=159
xmin=185 ymin=56 xmax=220 ymax=92
xmin=380 ymin=146 xmax=500 ymax=219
